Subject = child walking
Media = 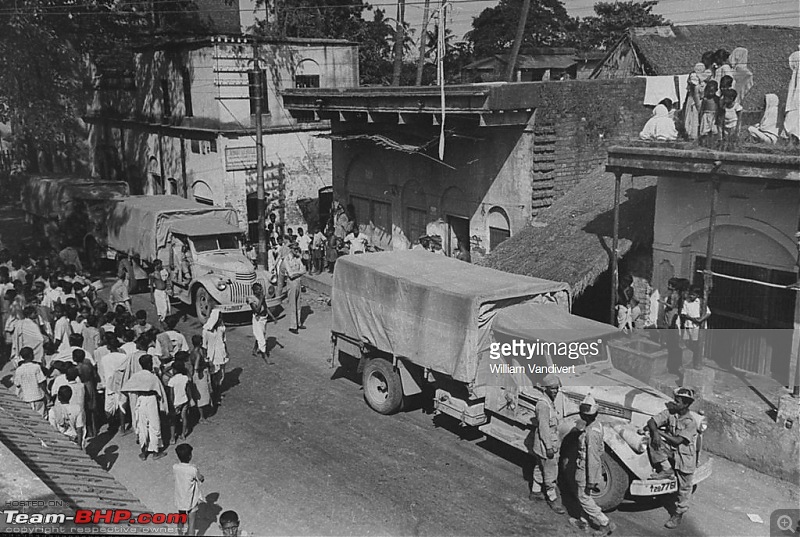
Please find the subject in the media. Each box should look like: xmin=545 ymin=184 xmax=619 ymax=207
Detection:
xmin=168 ymin=360 xmax=191 ymax=441
xmin=173 ymin=443 xmax=204 ymax=536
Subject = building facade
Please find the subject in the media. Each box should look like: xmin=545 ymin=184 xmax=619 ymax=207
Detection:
xmin=608 ymin=146 xmax=800 ymax=384
xmin=283 ymin=79 xmax=649 ymax=261
xmin=88 ymin=35 xmax=359 ymax=234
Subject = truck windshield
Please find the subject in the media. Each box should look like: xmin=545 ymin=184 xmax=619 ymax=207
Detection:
xmin=191 ymin=234 xmax=241 ymax=252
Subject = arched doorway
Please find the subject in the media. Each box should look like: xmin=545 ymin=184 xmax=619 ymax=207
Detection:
xmin=487 ymin=206 xmax=511 ymax=251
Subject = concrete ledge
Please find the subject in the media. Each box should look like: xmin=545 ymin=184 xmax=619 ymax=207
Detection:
xmin=649 ymin=375 xmax=800 ymax=484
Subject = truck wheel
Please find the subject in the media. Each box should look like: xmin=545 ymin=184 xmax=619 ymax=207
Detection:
xmin=195 ymin=287 xmax=217 ymax=323
xmin=592 ymin=452 xmax=630 ymax=512
xmin=362 ymin=358 xmax=403 ymax=415
xmin=117 ymin=258 xmax=138 ymax=294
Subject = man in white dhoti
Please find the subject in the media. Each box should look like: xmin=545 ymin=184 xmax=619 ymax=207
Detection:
xmin=121 ymin=354 xmax=168 ymax=461
xmin=249 ymin=283 xmax=269 ymax=361
xmin=150 ymin=260 xmax=171 ymax=327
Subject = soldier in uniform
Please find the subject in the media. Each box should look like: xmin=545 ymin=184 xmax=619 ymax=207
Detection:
xmin=570 ymin=394 xmax=617 ymax=536
xmin=529 ymin=373 xmax=566 ymax=514
xmin=647 ymin=387 xmax=698 ymax=529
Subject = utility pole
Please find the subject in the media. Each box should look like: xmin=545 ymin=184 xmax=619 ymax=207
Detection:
xmin=505 ymin=0 xmax=531 ymax=82
xmin=392 ymin=0 xmax=406 ymax=86
xmin=415 ymin=0 xmax=431 ymax=86
xmin=252 ymin=43 xmax=268 ymax=271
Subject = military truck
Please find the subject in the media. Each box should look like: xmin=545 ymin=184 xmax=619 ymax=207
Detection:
xmin=20 ymin=174 xmax=130 ymax=251
xmin=82 ymin=195 xmax=280 ymax=321
xmin=331 ymin=250 xmax=712 ymax=511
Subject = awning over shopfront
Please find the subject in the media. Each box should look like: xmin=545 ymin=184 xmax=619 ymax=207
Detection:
xmin=479 ymin=166 xmax=656 ymax=299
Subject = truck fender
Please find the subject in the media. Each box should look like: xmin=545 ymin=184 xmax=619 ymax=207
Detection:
xmin=193 ymin=274 xmax=229 ymax=304
xmin=602 ymin=425 xmax=651 ymax=481
xmin=394 ymin=358 xmax=422 ymax=396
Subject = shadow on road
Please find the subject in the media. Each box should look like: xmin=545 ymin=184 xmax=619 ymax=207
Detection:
xmin=196 ymin=492 xmax=223 ymax=536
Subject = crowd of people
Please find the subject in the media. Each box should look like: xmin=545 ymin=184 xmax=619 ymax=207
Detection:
xmin=640 ymin=47 xmax=799 ymax=148
xmin=4 ymin=245 xmax=229 ymax=451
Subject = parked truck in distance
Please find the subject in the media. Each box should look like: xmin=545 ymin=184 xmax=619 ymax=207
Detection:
xmin=20 ymin=175 xmax=281 ymax=322
xmin=84 ymin=194 xmax=280 ymax=321
xmin=21 ymin=174 xmax=130 ymax=251
xmin=331 ymin=250 xmax=712 ymax=511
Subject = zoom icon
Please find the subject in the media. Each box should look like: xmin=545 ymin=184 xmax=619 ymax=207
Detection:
xmin=771 ymin=509 xmax=800 ymax=536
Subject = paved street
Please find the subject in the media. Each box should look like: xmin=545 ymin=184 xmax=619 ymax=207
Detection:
xmin=92 ymin=289 xmax=796 ymax=537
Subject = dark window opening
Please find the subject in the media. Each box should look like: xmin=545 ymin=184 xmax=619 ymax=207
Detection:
xmin=248 ymin=70 xmax=269 ymax=116
xmin=295 ymin=74 xmax=320 ymax=88
xmin=190 ymin=139 xmax=200 ymax=154
xmin=182 ymin=69 xmax=193 ymax=117
xmin=209 ymin=139 xmax=217 ymax=153
xmin=294 ymin=111 xmax=317 ymax=123
xmin=161 ymin=79 xmax=171 ymax=118
xmin=490 ymin=227 xmax=510 ymax=250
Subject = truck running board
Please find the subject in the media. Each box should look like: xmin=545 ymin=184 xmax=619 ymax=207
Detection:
xmin=478 ymin=420 xmax=529 ymax=453
xmin=433 ymin=389 xmax=487 ymax=427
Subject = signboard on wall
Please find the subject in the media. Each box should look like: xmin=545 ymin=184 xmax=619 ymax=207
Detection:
xmin=225 ymin=146 xmax=265 ymax=171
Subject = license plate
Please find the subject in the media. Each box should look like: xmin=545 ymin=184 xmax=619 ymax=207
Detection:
xmin=630 ymin=478 xmax=678 ymax=496
xmin=220 ymin=304 xmax=241 ymax=312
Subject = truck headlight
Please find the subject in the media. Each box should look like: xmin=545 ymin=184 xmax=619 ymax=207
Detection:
xmin=216 ymin=281 xmax=227 ymax=291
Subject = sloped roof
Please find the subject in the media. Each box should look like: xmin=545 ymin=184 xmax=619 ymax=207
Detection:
xmin=628 ymin=24 xmax=800 ymax=110
xmin=478 ymin=166 xmax=656 ymax=299
xmin=465 ymin=52 xmax=578 ymax=71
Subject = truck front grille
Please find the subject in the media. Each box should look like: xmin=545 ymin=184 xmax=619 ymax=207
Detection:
xmin=229 ymin=279 xmax=274 ymax=303
xmin=230 ymin=282 xmax=251 ymax=304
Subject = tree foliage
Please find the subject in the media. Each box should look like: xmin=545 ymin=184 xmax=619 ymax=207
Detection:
xmin=569 ymin=1 xmax=667 ymax=50
xmin=465 ymin=0 xmax=574 ymax=59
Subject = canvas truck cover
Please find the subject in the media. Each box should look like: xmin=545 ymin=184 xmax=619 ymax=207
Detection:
xmin=332 ymin=250 xmax=570 ymax=384
xmin=106 ymin=195 xmax=240 ymax=262
xmin=21 ymin=175 xmax=129 ymax=219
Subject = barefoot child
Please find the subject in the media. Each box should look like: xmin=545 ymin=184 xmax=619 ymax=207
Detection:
xmin=173 ymin=443 xmax=204 ymax=536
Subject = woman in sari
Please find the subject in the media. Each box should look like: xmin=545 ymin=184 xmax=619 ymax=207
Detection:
xmin=748 ymin=94 xmax=780 ymax=144
xmin=684 ymin=63 xmax=708 ymax=139
xmin=729 ymin=47 xmax=753 ymax=108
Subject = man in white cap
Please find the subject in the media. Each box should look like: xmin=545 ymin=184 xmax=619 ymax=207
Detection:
xmin=571 ymin=394 xmax=617 ymax=536
xmin=647 ymin=387 xmax=698 ymax=529
xmin=529 ymin=373 xmax=565 ymax=514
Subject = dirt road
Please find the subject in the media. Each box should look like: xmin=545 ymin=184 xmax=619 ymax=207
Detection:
xmin=98 ymin=291 xmax=796 ymax=537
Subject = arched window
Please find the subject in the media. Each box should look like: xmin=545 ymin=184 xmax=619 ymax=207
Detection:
xmin=487 ymin=206 xmax=510 ymax=251
xmin=295 ymin=59 xmax=321 ymax=88
xmin=192 ymin=180 xmax=214 ymax=205
xmin=166 ymin=178 xmax=178 ymax=196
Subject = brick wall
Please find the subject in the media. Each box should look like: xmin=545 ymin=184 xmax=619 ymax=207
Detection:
xmin=530 ymin=78 xmax=648 ymax=214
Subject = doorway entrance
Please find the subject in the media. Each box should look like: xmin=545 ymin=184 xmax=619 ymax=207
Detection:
xmin=446 ymin=215 xmax=470 ymax=257
xmin=693 ymin=255 xmax=796 ymax=381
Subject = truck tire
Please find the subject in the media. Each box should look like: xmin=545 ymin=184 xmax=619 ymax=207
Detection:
xmin=362 ymin=358 xmax=403 ymax=415
xmin=194 ymin=287 xmax=218 ymax=323
xmin=117 ymin=258 xmax=138 ymax=294
xmin=592 ymin=452 xmax=630 ymax=512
